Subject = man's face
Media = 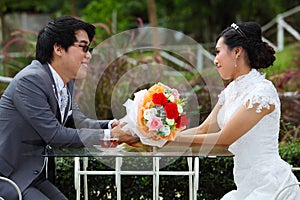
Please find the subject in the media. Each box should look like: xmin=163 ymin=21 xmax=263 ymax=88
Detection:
xmin=60 ymin=30 xmax=92 ymax=82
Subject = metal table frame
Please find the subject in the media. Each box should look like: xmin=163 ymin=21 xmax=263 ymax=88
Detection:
xmin=74 ymin=156 xmax=199 ymax=200
xmin=50 ymin=144 xmax=231 ymax=200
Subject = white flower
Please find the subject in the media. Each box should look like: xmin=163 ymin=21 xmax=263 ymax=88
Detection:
xmin=159 ymin=125 xmax=171 ymax=136
xmin=168 ymin=95 xmax=175 ymax=102
xmin=166 ymin=118 xmax=175 ymax=125
xmin=177 ymin=104 xmax=183 ymax=114
xmin=144 ymin=108 xmax=157 ymax=120
xmin=164 ymin=89 xmax=175 ymax=102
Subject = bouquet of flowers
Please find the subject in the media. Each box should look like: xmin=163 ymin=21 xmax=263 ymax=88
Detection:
xmin=121 ymin=82 xmax=188 ymax=147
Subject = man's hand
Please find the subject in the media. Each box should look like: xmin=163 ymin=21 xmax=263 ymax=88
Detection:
xmin=110 ymin=123 xmax=139 ymax=144
xmin=111 ymin=120 xmax=119 ymax=128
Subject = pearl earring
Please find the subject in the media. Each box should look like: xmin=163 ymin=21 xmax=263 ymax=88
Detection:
xmin=234 ymin=57 xmax=237 ymax=68
xmin=234 ymin=56 xmax=239 ymax=68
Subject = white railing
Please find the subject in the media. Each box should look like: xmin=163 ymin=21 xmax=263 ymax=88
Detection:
xmin=0 ymin=75 xmax=13 ymax=83
xmin=262 ymin=5 xmax=300 ymax=51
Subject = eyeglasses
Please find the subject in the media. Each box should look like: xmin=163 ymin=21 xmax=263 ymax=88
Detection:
xmin=73 ymin=43 xmax=93 ymax=53
xmin=231 ymin=23 xmax=247 ymax=39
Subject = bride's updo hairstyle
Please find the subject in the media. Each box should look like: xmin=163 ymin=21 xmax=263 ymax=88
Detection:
xmin=216 ymin=21 xmax=276 ymax=69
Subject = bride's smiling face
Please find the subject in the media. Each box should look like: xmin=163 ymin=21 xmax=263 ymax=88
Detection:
xmin=214 ymin=37 xmax=236 ymax=80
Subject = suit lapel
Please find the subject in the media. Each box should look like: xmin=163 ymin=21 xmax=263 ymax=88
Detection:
xmin=42 ymin=63 xmax=74 ymax=125
xmin=42 ymin=63 xmax=63 ymax=123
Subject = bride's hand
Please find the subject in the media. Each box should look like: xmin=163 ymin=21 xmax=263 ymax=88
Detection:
xmin=111 ymin=122 xmax=139 ymax=144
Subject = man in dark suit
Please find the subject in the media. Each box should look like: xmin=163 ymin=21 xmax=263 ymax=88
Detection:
xmin=0 ymin=16 xmax=136 ymax=199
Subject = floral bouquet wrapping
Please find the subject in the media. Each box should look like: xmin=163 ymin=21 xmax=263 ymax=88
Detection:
xmin=121 ymin=82 xmax=188 ymax=147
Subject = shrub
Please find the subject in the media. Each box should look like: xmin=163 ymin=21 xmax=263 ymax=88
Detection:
xmin=56 ymin=156 xmax=234 ymax=200
xmin=279 ymin=137 xmax=300 ymax=179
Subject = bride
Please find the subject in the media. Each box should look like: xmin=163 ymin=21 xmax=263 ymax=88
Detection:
xmin=175 ymin=21 xmax=300 ymax=199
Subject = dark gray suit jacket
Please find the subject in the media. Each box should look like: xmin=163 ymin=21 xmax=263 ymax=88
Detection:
xmin=0 ymin=60 xmax=109 ymax=197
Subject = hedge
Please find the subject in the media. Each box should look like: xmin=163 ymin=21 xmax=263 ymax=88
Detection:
xmin=56 ymin=138 xmax=300 ymax=199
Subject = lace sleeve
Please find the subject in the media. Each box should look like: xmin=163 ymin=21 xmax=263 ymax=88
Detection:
xmin=243 ymin=81 xmax=279 ymax=113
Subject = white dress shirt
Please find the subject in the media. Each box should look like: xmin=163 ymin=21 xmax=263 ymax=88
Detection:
xmin=48 ymin=63 xmax=113 ymax=138
xmin=48 ymin=63 xmax=68 ymax=122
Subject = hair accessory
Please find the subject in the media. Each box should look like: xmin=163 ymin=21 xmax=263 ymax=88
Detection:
xmin=231 ymin=23 xmax=248 ymax=39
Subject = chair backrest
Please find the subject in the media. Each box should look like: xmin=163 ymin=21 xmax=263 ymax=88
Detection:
xmin=274 ymin=182 xmax=300 ymax=200
xmin=0 ymin=176 xmax=22 ymax=200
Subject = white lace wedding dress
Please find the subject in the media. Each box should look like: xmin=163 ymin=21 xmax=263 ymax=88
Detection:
xmin=217 ymin=69 xmax=300 ymax=200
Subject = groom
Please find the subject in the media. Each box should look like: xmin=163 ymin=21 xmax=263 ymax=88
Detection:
xmin=0 ymin=16 xmax=136 ymax=199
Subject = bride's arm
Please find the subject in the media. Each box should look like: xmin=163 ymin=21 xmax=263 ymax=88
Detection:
xmin=179 ymin=103 xmax=222 ymax=135
xmin=176 ymin=102 xmax=275 ymax=147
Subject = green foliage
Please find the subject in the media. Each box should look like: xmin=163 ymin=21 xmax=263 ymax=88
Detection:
xmin=55 ymin=137 xmax=300 ymax=199
xmin=279 ymin=137 xmax=300 ymax=178
xmin=238 ymin=0 xmax=286 ymax=23
xmin=0 ymin=82 xmax=8 ymax=95
xmin=153 ymin=0 xmax=300 ymax=44
xmin=81 ymin=0 xmax=147 ymax=42
xmin=0 ymin=29 xmax=37 ymax=76
xmin=259 ymin=42 xmax=300 ymax=96
xmin=1 ymin=2 xmax=299 ymax=198
xmin=0 ymin=0 xmax=62 ymax=13
xmin=56 ymin=156 xmax=234 ymax=199
xmin=197 ymin=157 xmax=234 ymax=199
xmin=55 ymin=157 xmax=76 ymax=198
xmin=79 ymin=0 xmax=300 ymax=44
xmin=263 ymin=42 xmax=300 ymax=77
xmin=2 ymin=0 xmax=300 ymax=46
xmin=0 ymin=0 xmax=90 ymax=16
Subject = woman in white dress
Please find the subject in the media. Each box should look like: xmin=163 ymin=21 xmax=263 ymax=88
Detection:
xmin=175 ymin=21 xmax=300 ymax=199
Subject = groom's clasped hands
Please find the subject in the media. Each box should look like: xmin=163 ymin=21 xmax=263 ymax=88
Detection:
xmin=110 ymin=121 xmax=139 ymax=144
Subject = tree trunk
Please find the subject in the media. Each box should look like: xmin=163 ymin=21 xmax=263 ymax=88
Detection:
xmin=70 ymin=0 xmax=76 ymax=16
xmin=147 ymin=0 xmax=162 ymax=63
xmin=147 ymin=0 xmax=157 ymax=27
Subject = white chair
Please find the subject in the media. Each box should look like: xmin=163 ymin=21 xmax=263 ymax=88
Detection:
xmin=0 ymin=176 xmax=22 ymax=200
xmin=274 ymin=182 xmax=300 ymax=200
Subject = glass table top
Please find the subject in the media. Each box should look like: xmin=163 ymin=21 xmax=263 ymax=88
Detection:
xmin=44 ymin=142 xmax=233 ymax=158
